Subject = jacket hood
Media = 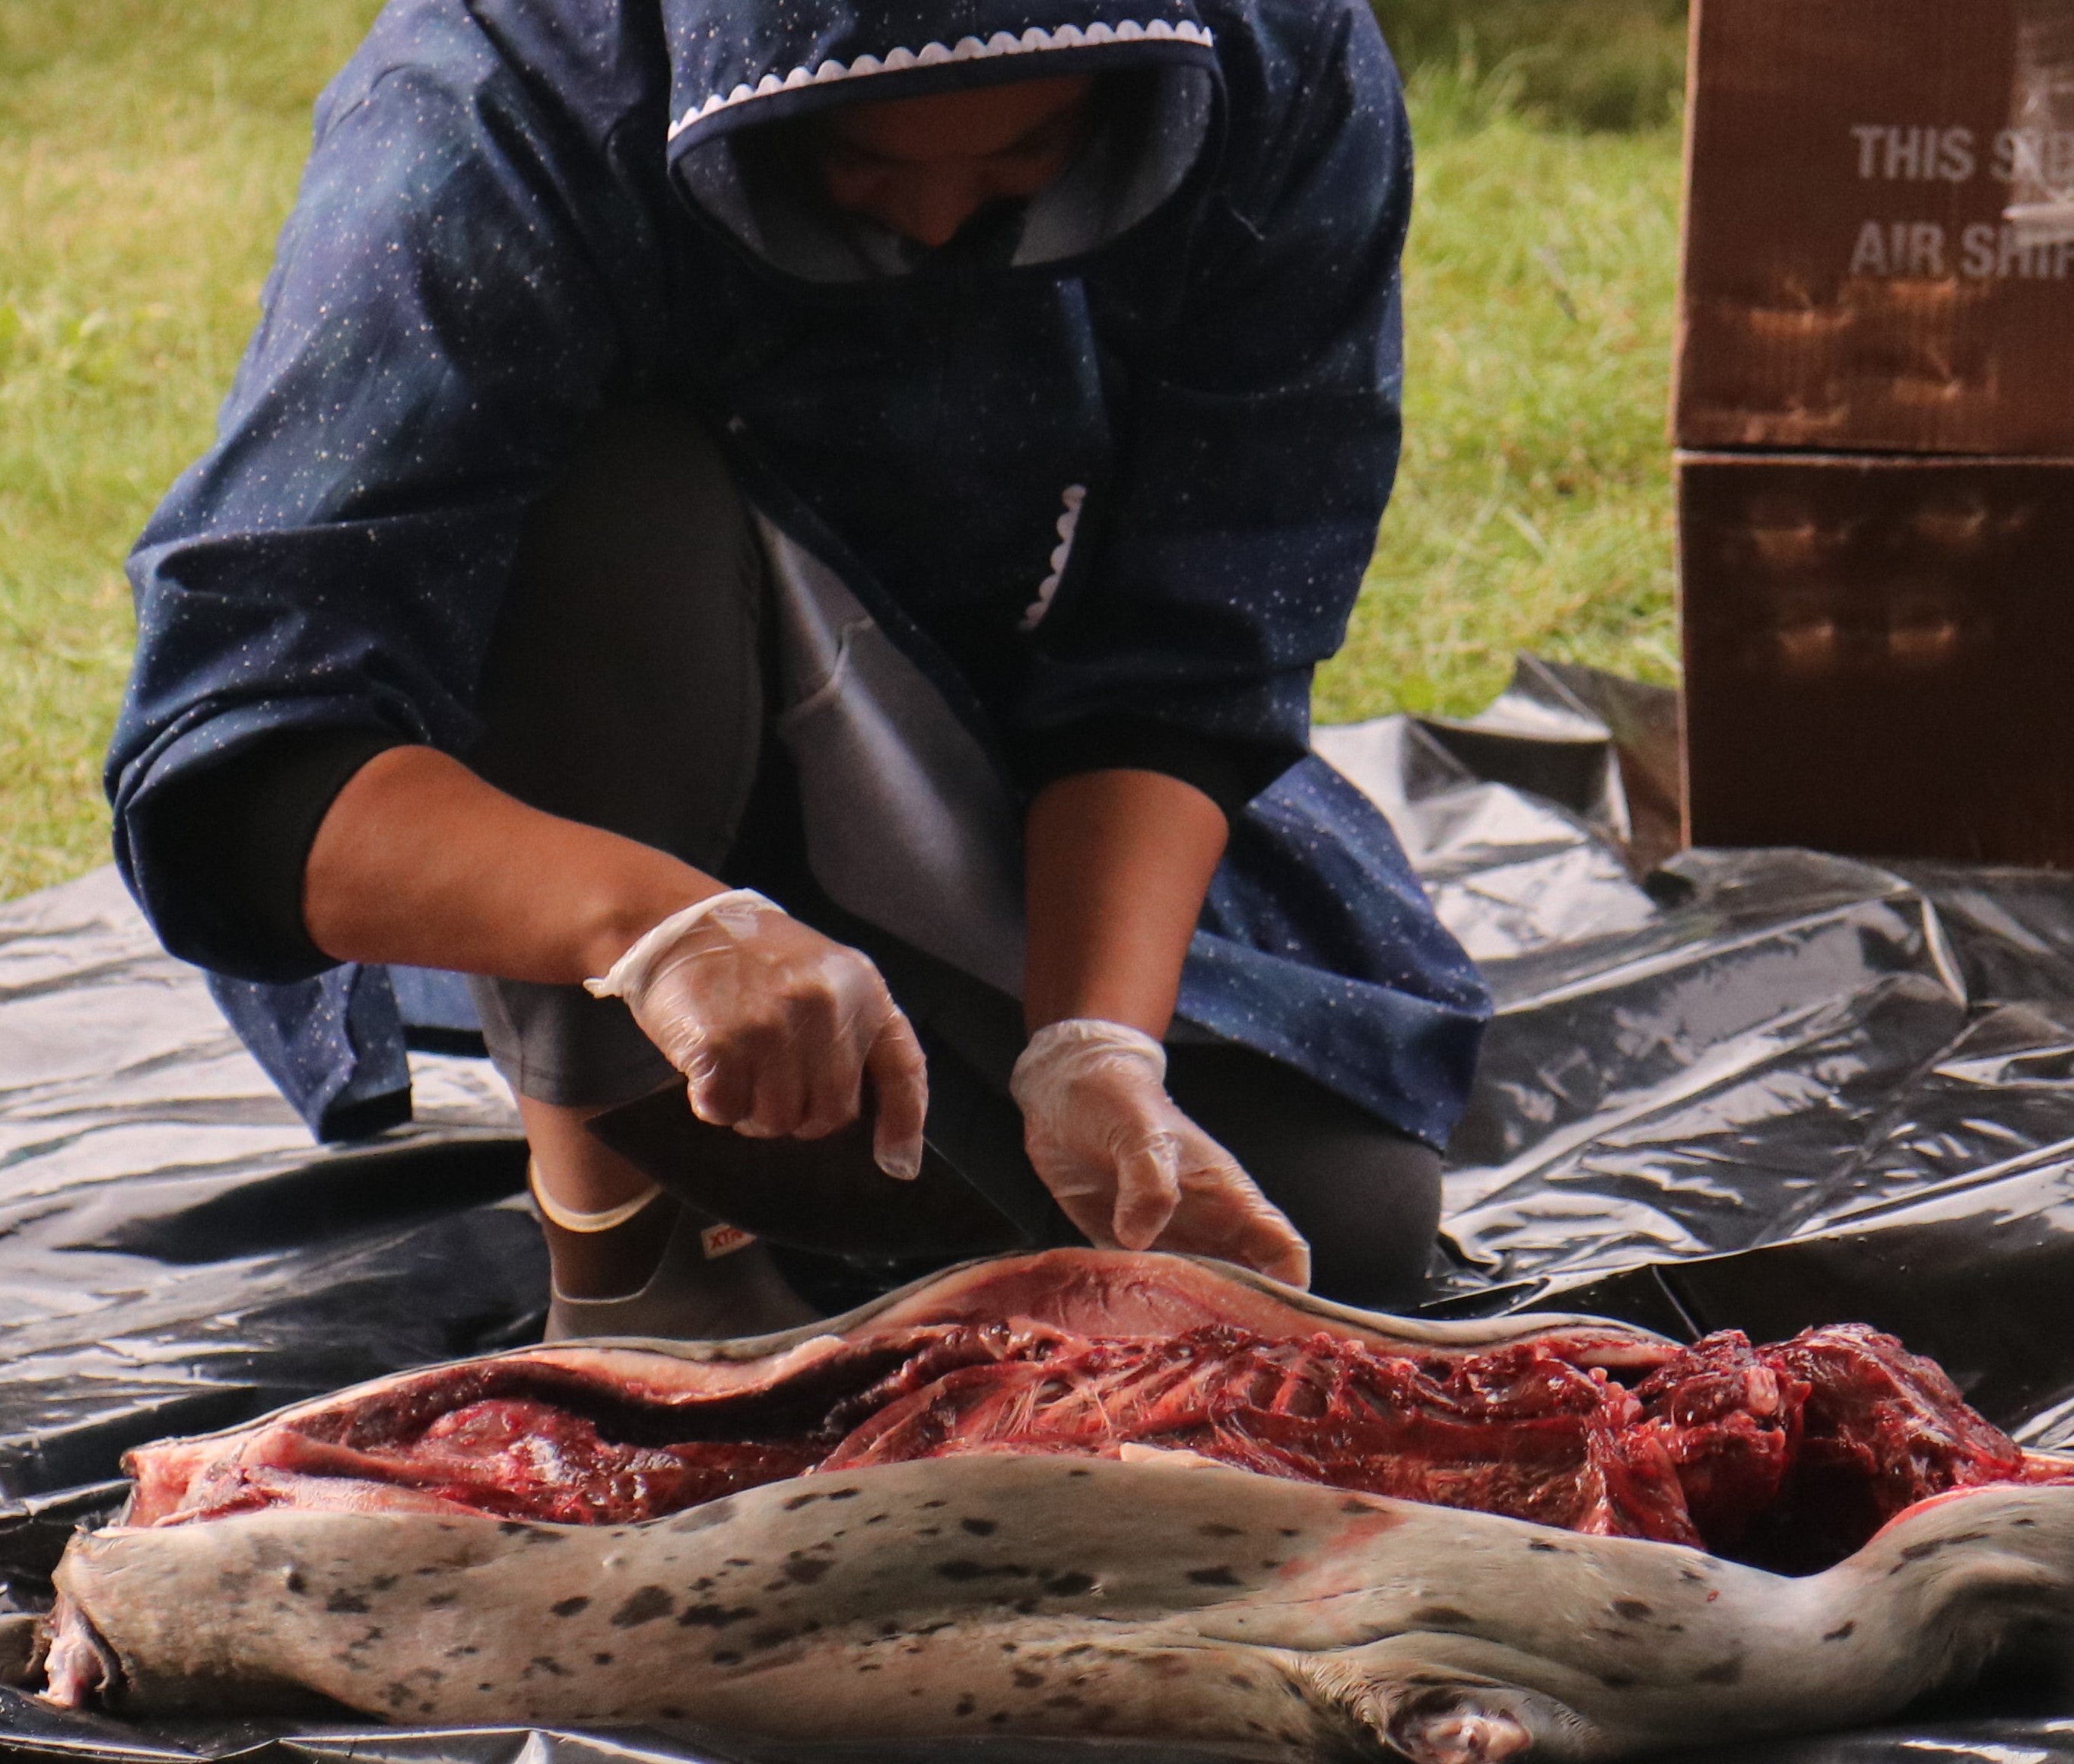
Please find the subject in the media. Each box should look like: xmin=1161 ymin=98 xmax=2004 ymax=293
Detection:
xmin=659 ymin=0 xmax=1219 ymax=280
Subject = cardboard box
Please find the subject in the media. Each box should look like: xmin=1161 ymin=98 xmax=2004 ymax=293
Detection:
xmin=1677 ymin=0 xmax=2074 ymax=454
xmin=1680 ymin=452 xmax=2074 ymax=866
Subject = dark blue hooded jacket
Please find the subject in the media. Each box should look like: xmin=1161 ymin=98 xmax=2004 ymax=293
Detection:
xmin=105 ymin=0 xmax=1490 ymax=1145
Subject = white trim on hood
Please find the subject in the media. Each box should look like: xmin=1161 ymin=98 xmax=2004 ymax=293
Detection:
xmin=667 ymin=19 xmax=1215 ymax=142
xmin=1021 ymin=483 xmax=1085 ymax=631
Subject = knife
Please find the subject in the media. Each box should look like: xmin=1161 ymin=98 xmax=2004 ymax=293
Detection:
xmin=583 ymin=1045 xmax=1054 ymax=1258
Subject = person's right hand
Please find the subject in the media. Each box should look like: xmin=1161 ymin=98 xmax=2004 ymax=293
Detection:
xmin=586 ymin=890 xmax=928 ymax=1179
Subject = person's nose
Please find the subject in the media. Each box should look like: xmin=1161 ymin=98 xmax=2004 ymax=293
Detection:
xmin=886 ymin=167 xmax=988 ymax=248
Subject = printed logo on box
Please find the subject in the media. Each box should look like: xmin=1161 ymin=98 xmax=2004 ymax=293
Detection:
xmin=1847 ymin=122 xmax=2074 ymax=281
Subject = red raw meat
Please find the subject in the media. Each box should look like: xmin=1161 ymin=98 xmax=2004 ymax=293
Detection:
xmin=825 ymin=1325 xmax=1701 ymax=1543
xmin=1631 ymin=1331 xmax=1809 ymax=1549
xmin=1779 ymin=1323 xmax=2026 ymax=1508
xmin=1749 ymin=1323 xmax=2031 ymax=1570
xmin=122 ymin=1252 xmax=2061 ymax=1573
xmin=248 ymin=1399 xmax=822 ymax=1524
xmin=1626 ymin=1323 xmax=2047 ymax=1569
xmin=160 ymin=1323 xmax=1075 ymax=1528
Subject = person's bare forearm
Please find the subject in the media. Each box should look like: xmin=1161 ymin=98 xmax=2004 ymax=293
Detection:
xmin=303 ymin=745 xmax=726 ymax=982
xmin=1022 ymin=769 xmax=1228 ymax=1038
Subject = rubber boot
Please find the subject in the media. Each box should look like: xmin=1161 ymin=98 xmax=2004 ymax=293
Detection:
xmin=543 ymin=1198 xmax=821 ymax=1343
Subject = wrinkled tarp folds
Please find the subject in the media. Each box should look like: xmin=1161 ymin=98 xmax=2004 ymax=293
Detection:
xmin=7 ymin=655 xmax=2074 ymax=1758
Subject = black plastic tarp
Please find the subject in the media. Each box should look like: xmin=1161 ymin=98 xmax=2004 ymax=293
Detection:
xmin=1323 ymin=666 xmax=2074 ymax=1453
xmin=5 ymin=656 xmax=2074 ymax=1758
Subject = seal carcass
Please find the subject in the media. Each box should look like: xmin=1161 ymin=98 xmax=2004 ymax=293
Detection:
xmin=43 ymin=1249 xmax=2074 ymax=1758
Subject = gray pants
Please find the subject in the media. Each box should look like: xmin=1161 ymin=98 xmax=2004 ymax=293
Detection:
xmin=465 ymin=401 xmax=1445 ymax=1306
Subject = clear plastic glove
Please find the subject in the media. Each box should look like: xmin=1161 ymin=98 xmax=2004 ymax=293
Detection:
xmin=1009 ymin=1018 xmax=1312 ymax=1288
xmin=586 ymin=890 xmax=927 ymax=1179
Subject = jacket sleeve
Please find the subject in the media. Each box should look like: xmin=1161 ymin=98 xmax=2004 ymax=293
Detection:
xmin=104 ymin=0 xmax=665 ymax=980
xmin=1012 ymin=0 xmax=1413 ymax=808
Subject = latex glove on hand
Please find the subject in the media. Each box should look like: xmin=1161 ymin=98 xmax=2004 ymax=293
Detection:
xmin=1009 ymin=1018 xmax=1312 ymax=1288
xmin=586 ymin=889 xmax=928 ymax=1179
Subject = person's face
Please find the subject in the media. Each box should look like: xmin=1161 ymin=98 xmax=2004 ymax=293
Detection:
xmin=817 ymin=75 xmax=1095 ymax=249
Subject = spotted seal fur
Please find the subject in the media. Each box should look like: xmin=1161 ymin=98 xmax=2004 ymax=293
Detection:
xmin=49 ymin=1454 xmax=2074 ymax=1759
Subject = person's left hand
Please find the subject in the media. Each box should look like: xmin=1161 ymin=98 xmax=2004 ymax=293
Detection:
xmin=1009 ymin=1018 xmax=1312 ymax=1288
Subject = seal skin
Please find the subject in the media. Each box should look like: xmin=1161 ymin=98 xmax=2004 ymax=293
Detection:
xmin=46 ymin=1459 xmax=2074 ymax=1758
xmin=40 ymin=1252 xmax=2074 ymax=1757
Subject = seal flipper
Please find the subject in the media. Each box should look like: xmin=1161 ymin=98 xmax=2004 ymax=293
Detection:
xmin=41 ymin=1594 xmax=117 ymax=1710
xmin=1301 ymin=1646 xmax=1602 ymax=1764
xmin=1386 ymin=1686 xmax=1542 ymax=1764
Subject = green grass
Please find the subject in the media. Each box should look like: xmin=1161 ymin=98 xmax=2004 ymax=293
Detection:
xmin=1316 ymin=59 xmax=1685 ymax=723
xmin=0 ymin=0 xmax=389 ymax=901
xmin=0 ymin=1 xmax=1686 ymax=903
xmin=1376 ymin=0 xmax=1690 ymax=132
